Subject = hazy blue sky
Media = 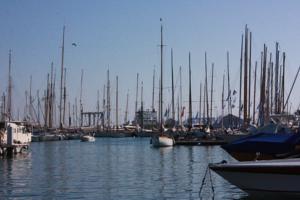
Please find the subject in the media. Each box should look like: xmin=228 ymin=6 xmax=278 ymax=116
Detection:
xmin=1 ymin=0 xmax=300 ymax=124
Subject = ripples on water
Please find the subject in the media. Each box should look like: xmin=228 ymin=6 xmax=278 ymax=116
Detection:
xmin=0 ymin=138 xmax=248 ymax=199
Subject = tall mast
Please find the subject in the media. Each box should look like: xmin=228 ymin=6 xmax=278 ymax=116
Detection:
xmin=188 ymin=52 xmax=192 ymax=130
xmin=205 ymin=52 xmax=209 ymax=125
xmin=152 ymin=67 xmax=155 ymax=111
xmin=52 ymin=68 xmax=56 ymax=127
xmin=59 ymin=25 xmax=65 ymax=129
xmin=227 ymin=52 xmax=232 ymax=127
xmin=281 ymin=52 xmax=286 ymax=113
xmin=179 ymin=66 xmax=182 ymax=127
xmin=222 ymin=73 xmax=225 ymax=130
xmin=266 ymin=62 xmax=271 ymax=122
xmin=107 ymin=69 xmax=111 ymax=130
xmin=243 ymin=25 xmax=248 ymax=128
xmin=68 ymin=101 xmax=71 ymax=127
xmin=171 ymin=49 xmax=175 ymax=120
xmin=7 ymin=50 xmax=12 ymax=121
xmin=274 ymin=42 xmax=279 ymax=114
xmin=75 ymin=98 xmax=78 ymax=127
xmin=135 ymin=73 xmax=139 ymax=120
xmin=199 ymin=82 xmax=202 ymax=125
xmin=97 ymin=90 xmax=100 ymax=127
xmin=49 ymin=62 xmax=54 ymax=128
xmin=270 ymin=62 xmax=274 ymax=114
xmin=116 ymin=76 xmax=118 ymax=129
xmin=203 ymin=81 xmax=206 ymax=124
xmin=160 ymin=19 xmax=164 ymax=132
xmin=210 ymin=63 xmax=214 ymax=124
xmin=45 ymin=74 xmax=50 ymax=127
xmin=125 ymin=90 xmax=129 ymax=124
xmin=141 ymin=81 xmax=144 ymax=129
xmin=63 ymin=67 xmax=67 ymax=126
xmin=252 ymin=61 xmax=257 ymax=124
xmin=102 ymin=84 xmax=106 ymax=128
xmin=177 ymin=96 xmax=180 ymax=125
xmin=239 ymin=34 xmax=243 ymax=128
xmin=259 ymin=45 xmax=267 ymax=127
xmin=248 ymin=31 xmax=252 ymax=120
xmin=37 ymin=90 xmax=41 ymax=125
xmin=29 ymin=75 xmax=33 ymax=121
xmin=80 ymin=69 xmax=83 ymax=127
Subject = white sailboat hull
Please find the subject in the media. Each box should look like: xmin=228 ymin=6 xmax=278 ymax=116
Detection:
xmin=209 ymin=159 xmax=300 ymax=196
xmin=151 ymin=135 xmax=174 ymax=147
xmin=81 ymin=135 xmax=95 ymax=142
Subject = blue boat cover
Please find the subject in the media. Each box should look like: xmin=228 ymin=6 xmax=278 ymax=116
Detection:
xmin=222 ymin=133 xmax=300 ymax=154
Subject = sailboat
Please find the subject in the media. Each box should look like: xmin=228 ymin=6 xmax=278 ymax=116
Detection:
xmin=151 ymin=19 xmax=174 ymax=147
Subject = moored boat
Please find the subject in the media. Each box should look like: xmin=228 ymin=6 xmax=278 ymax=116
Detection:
xmin=81 ymin=134 xmax=95 ymax=142
xmin=151 ymin=134 xmax=174 ymax=147
xmin=209 ymin=158 xmax=300 ymax=197
xmin=221 ymin=132 xmax=300 ymax=161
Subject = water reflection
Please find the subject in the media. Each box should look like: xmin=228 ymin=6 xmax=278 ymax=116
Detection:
xmin=0 ymin=138 xmax=248 ymax=199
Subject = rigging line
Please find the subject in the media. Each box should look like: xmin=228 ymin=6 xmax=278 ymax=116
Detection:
xmin=199 ymin=166 xmax=209 ymax=199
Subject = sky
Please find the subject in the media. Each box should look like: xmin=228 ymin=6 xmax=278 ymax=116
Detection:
xmin=1 ymin=0 xmax=300 ymax=125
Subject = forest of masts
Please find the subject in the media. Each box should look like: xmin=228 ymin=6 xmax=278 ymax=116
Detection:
xmin=0 ymin=25 xmax=299 ymax=130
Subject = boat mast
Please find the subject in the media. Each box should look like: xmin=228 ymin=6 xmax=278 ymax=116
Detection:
xmin=281 ymin=52 xmax=286 ymax=113
xmin=80 ymin=69 xmax=83 ymax=127
xmin=29 ymin=75 xmax=33 ymax=121
xmin=227 ymin=52 xmax=232 ymax=122
xmin=102 ymin=84 xmax=106 ymax=128
xmin=252 ymin=61 xmax=257 ymax=124
xmin=188 ymin=52 xmax=192 ymax=131
xmin=177 ymin=96 xmax=180 ymax=125
xmin=274 ymin=42 xmax=279 ymax=114
xmin=239 ymin=35 xmax=243 ymax=128
xmin=160 ymin=19 xmax=164 ymax=132
xmin=210 ymin=63 xmax=214 ymax=124
xmin=222 ymin=73 xmax=225 ymax=130
xmin=63 ymin=68 xmax=67 ymax=126
xmin=59 ymin=25 xmax=65 ymax=129
xmin=171 ymin=49 xmax=175 ymax=120
xmin=152 ymin=67 xmax=155 ymax=112
xmin=179 ymin=66 xmax=182 ymax=127
xmin=243 ymin=25 xmax=248 ymax=128
xmin=205 ymin=52 xmax=209 ymax=125
xmin=141 ymin=81 xmax=144 ymax=129
xmin=107 ymin=69 xmax=111 ymax=130
xmin=49 ymin=62 xmax=54 ymax=128
xmin=68 ymin=101 xmax=71 ymax=127
xmin=124 ymin=90 xmax=129 ymax=124
xmin=199 ymin=82 xmax=202 ymax=125
xmin=97 ymin=90 xmax=100 ymax=127
xmin=248 ymin=32 xmax=252 ymax=121
xmin=7 ymin=50 xmax=12 ymax=121
xmin=45 ymin=74 xmax=49 ymax=127
xmin=37 ymin=90 xmax=40 ymax=125
xmin=135 ymin=73 xmax=139 ymax=121
xmin=116 ymin=76 xmax=118 ymax=130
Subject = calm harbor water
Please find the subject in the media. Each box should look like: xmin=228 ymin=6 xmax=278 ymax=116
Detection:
xmin=0 ymin=138 xmax=248 ymax=199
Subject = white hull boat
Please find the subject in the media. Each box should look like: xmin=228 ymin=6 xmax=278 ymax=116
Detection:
xmin=209 ymin=158 xmax=300 ymax=196
xmin=81 ymin=135 xmax=95 ymax=142
xmin=151 ymin=135 xmax=174 ymax=147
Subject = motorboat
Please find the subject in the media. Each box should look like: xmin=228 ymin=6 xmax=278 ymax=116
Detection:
xmin=209 ymin=158 xmax=300 ymax=197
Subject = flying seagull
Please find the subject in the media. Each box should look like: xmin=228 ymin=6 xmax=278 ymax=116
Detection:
xmin=72 ymin=43 xmax=77 ymax=47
